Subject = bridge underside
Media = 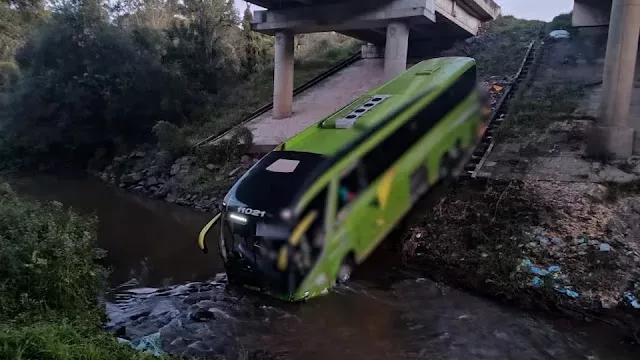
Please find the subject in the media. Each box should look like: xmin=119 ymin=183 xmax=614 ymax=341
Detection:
xmin=247 ymin=0 xmax=500 ymax=119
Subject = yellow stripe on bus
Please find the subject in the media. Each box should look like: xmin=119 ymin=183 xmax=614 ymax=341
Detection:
xmin=289 ymin=210 xmax=318 ymax=246
xmin=377 ymin=168 xmax=396 ymax=209
xmin=277 ymin=246 xmax=289 ymax=271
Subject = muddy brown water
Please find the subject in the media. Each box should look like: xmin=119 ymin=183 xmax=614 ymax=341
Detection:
xmin=8 ymin=173 xmax=638 ymax=360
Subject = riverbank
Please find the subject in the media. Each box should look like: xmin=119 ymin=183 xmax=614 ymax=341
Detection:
xmin=0 ymin=184 xmax=184 ymax=359
xmin=400 ymin=26 xmax=640 ymax=330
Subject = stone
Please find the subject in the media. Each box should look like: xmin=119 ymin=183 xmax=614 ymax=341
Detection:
xmin=241 ymin=155 xmax=251 ymax=164
xmin=166 ymin=194 xmax=177 ymax=203
xmin=130 ymin=151 xmax=146 ymax=158
xmin=206 ymin=164 xmax=216 ymax=170
xmin=189 ymin=309 xmax=216 ymax=322
xmin=170 ymin=164 xmax=181 ymax=176
xmin=121 ymin=173 xmax=142 ymax=185
xmin=147 ymin=177 xmax=159 ymax=186
xmin=600 ymin=298 xmax=618 ymax=309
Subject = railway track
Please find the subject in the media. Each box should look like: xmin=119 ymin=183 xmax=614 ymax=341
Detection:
xmin=461 ymin=28 xmax=547 ymax=180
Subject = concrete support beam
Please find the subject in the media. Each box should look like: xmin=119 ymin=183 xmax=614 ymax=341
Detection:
xmin=251 ymin=0 xmax=436 ymax=35
xmin=588 ymin=0 xmax=640 ymax=158
xmin=273 ymin=31 xmax=295 ymax=119
xmin=435 ymin=0 xmax=482 ymax=35
xmin=573 ymin=0 xmax=612 ymax=27
xmin=384 ymin=21 xmax=409 ymax=80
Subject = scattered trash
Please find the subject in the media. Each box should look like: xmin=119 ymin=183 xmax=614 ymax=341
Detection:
xmin=519 ymin=259 xmax=578 ymax=298
xmin=549 ymin=30 xmax=570 ymax=39
xmin=492 ymin=84 xmax=504 ymax=92
xmin=538 ymin=237 xmax=550 ymax=246
xmin=547 ymin=265 xmax=561 ymax=273
xmin=555 ymin=287 xmax=579 ymax=298
xmin=532 ymin=276 xmax=544 ymax=288
xmin=520 ymin=259 xmax=561 ymax=277
xmin=624 ymin=292 xmax=640 ymax=309
xmin=599 ymin=243 xmax=612 ymax=252
xmin=574 ymin=238 xmax=585 ymax=245
xmin=117 ymin=332 xmax=163 ymax=357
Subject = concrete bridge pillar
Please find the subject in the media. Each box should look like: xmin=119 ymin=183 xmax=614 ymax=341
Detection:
xmin=588 ymin=0 xmax=640 ymax=158
xmin=384 ymin=21 xmax=409 ymax=81
xmin=273 ymin=30 xmax=295 ymax=119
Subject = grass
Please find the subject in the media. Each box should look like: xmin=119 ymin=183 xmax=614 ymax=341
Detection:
xmin=0 ymin=183 xmax=185 ymax=359
xmin=495 ymin=79 xmax=586 ymax=143
xmin=0 ymin=320 xmax=171 ymax=360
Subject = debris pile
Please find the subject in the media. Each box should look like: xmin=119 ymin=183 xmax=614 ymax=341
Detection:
xmin=402 ymin=179 xmax=640 ymax=318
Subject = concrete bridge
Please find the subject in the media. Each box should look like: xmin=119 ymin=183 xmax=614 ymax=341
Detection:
xmin=248 ymin=0 xmax=500 ymax=120
xmin=572 ymin=0 xmax=640 ymax=158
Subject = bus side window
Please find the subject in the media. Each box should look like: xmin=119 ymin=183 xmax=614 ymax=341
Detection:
xmin=337 ymin=163 xmax=367 ymax=213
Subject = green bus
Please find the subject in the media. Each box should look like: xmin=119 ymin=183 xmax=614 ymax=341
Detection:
xmin=198 ymin=56 xmax=486 ymax=301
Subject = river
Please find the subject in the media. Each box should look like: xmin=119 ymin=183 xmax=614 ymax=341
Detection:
xmin=8 ymin=173 xmax=638 ymax=360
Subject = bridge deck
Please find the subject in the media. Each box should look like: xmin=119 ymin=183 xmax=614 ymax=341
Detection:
xmin=249 ymin=0 xmax=501 ymax=47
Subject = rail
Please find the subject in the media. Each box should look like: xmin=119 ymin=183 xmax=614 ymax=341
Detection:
xmin=193 ymin=51 xmax=363 ymax=148
xmin=461 ymin=26 xmax=547 ymax=179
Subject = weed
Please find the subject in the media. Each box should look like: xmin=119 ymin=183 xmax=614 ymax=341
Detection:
xmin=604 ymin=181 xmax=640 ymax=202
xmin=402 ymin=180 xmax=539 ymax=294
xmin=495 ymin=79 xmax=586 ymax=143
xmin=442 ymin=16 xmax=544 ymax=78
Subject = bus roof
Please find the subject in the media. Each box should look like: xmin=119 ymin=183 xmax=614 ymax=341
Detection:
xmin=280 ymin=57 xmax=476 ymax=157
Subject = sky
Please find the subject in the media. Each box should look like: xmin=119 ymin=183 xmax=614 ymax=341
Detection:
xmin=233 ymin=0 xmax=575 ymax=22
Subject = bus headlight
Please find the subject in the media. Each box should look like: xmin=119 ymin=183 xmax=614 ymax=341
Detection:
xmin=229 ymin=213 xmax=247 ymax=224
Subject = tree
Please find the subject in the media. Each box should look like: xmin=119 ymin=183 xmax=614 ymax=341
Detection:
xmin=3 ymin=4 xmax=183 ymax=166
xmin=241 ymin=1 xmax=272 ymax=74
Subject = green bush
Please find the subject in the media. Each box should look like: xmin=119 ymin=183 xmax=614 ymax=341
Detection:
xmin=0 ymin=184 xmax=106 ymax=321
xmin=549 ymin=12 xmax=573 ymax=31
xmin=0 ymin=185 xmax=189 ymax=359
xmin=152 ymin=120 xmax=190 ymax=158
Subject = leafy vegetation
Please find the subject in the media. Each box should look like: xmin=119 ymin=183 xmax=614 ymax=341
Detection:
xmin=442 ymin=15 xmax=544 ymax=78
xmin=0 ymin=0 xmax=359 ymax=170
xmin=0 ymin=183 xmax=183 ymax=359
xmin=548 ymin=12 xmax=573 ymax=32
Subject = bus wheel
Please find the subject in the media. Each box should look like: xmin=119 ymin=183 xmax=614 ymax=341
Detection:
xmin=337 ymin=254 xmax=355 ymax=283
